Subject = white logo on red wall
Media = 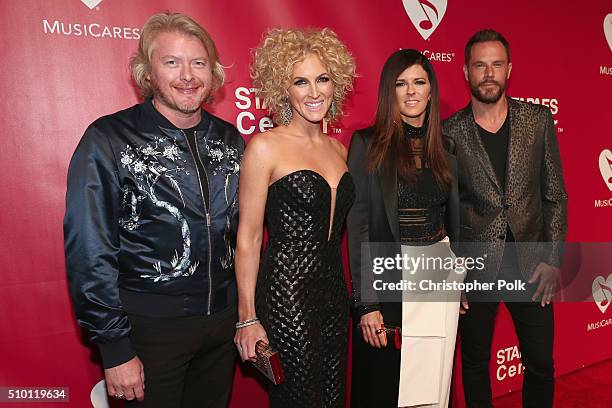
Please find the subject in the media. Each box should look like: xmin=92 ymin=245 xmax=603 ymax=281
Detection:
xmin=403 ymin=0 xmax=447 ymax=40
xmin=235 ymin=87 xmax=274 ymax=136
xmin=42 ymin=1 xmax=140 ymax=40
xmin=604 ymin=14 xmax=612 ymax=52
xmin=420 ymin=49 xmax=455 ymax=63
xmin=90 ymin=380 xmax=109 ymax=408
xmin=495 ymin=345 xmax=523 ymax=381
xmin=511 ymin=97 xmax=561 ymax=130
xmin=81 ymin=0 xmax=103 ymax=9
xmin=234 ymin=86 xmax=339 ymax=137
xmin=600 ymin=149 xmax=612 ymax=192
xmin=594 ymin=149 xmax=612 ymax=208
xmin=592 ymin=275 xmax=612 ymax=314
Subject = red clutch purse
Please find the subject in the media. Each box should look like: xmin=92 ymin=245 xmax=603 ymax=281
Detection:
xmin=251 ymin=340 xmax=285 ymax=385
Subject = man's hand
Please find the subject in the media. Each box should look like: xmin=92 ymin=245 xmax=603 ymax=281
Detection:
xmin=104 ymin=356 xmax=145 ymax=402
xmin=528 ymin=262 xmax=560 ymax=307
xmin=359 ymin=311 xmax=387 ymax=348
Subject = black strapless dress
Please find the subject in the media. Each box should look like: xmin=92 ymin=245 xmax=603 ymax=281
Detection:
xmin=257 ymin=169 xmax=355 ymax=408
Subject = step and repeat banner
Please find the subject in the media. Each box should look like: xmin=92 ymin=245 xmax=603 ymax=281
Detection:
xmin=0 ymin=0 xmax=610 ymax=406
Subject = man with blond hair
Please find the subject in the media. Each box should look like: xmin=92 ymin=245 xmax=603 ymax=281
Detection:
xmin=64 ymin=12 xmax=244 ymax=407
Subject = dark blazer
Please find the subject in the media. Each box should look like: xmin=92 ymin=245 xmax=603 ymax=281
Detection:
xmin=346 ymin=126 xmax=460 ymax=323
xmin=442 ymin=97 xmax=568 ymax=280
xmin=346 ymin=126 xmax=459 ymax=408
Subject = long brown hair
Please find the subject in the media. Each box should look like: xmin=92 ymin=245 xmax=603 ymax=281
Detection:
xmin=368 ymin=49 xmax=452 ymax=186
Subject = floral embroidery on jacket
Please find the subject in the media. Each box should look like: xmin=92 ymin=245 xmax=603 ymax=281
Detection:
xmin=119 ymin=136 xmax=193 ymax=282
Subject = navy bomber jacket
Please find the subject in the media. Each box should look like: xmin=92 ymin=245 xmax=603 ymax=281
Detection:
xmin=64 ymin=98 xmax=244 ymax=368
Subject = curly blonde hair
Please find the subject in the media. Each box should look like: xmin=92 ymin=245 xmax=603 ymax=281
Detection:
xmin=251 ymin=28 xmax=356 ymax=123
xmin=130 ymin=12 xmax=224 ymax=103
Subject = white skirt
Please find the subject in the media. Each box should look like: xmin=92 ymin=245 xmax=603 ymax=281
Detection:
xmin=397 ymin=237 xmax=464 ymax=408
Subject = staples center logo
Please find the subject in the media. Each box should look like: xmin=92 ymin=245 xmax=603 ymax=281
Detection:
xmin=81 ymin=0 xmax=103 ymax=9
xmin=403 ymin=0 xmax=447 ymax=40
xmin=592 ymin=275 xmax=612 ymax=314
xmin=234 ymin=86 xmax=340 ymax=137
xmin=495 ymin=345 xmax=523 ymax=381
xmin=599 ymin=149 xmax=612 ymax=191
xmin=511 ymin=96 xmax=561 ymax=130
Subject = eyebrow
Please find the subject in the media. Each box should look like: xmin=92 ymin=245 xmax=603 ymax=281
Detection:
xmin=292 ymin=73 xmax=329 ymax=80
xmin=159 ymin=54 xmax=209 ymax=60
xmin=472 ymin=59 xmax=506 ymax=64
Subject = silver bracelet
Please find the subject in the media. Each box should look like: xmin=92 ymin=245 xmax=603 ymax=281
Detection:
xmin=235 ymin=318 xmax=260 ymax=329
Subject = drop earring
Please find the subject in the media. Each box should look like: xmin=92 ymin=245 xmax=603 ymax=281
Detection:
xmin=279 ymin=99 xmax=293 ymax=126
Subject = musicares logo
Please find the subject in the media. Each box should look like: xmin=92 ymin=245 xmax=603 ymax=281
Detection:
xmin=599 ymin=149 xmax=612 ymax=191
xmin=604 ymin=14 xmax=612 ymax=52
xmin=592 ymin=275 xmax=612 ymax=314
xmin=402 ymin=0 xmax=447 ymax=40
xmin=81 ymin=0 xmax=103 ymax=9
xmin=90 ymin=380 xmax=109 ymax=408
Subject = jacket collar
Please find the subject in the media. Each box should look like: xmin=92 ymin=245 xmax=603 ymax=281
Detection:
xmin=140 ymin=97 xmax=210 ymax=133
xmin=505 ymin=98 xmax=520 ymax=196
xmin=379 ymin=151 xmax=400 ymax=241
xmin=463 ymin=96 xmax=517 ymax=194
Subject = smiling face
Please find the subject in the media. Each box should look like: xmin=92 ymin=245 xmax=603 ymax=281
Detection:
xmin=147 ymin=30 xmax=213 ymax=122
xmin=464 ymin=40 xmax=512 ymax=104
xmin=286 ymin=53 xmax=334 ymax=125
xmin=395 ymin=64 xmax=431 ymax=127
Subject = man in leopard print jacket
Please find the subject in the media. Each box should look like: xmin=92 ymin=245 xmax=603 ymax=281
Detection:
xmin=443 ymin=29 xmax=567 ymax=408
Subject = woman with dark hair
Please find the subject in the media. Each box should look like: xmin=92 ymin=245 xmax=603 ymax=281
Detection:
xmin=347 ymin=49 xmax=461 ymax=407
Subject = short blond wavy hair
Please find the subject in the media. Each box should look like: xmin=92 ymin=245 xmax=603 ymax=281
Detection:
xmin=251 ymin=28 xmax=356 ymax=123
xmin=130 ymin=12 xmax=224 ymax=102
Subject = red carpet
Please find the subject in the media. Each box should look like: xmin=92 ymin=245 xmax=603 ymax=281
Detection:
xmin=493 ymin=358 xmax=612 ymax=407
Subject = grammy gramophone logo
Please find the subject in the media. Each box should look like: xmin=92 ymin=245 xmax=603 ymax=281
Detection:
xmin=592 ymin=275 xmax=612 ymax=314
xmin=599 ymin=149 xmax=612 ymax=191
xmin=81 ymin=0 xmax=103 ymax=9
xmin=402 ymin=0 xmax=447 ymax=40
xmin=604 ymin=14 xmax=612 ymax=52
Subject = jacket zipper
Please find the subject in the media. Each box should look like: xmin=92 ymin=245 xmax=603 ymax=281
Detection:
xmin=181 ymin=130 xmax=213 ymax=315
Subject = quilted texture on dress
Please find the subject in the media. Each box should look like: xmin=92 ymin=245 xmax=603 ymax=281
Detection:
xmin=257 ymin=169 xmax=355 ymax=408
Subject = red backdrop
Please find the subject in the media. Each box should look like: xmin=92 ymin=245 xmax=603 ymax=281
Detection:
xmin=1 ymin=0 xmax=611 ymax=406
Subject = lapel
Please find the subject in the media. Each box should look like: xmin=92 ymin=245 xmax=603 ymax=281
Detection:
xmin=379 ymin=152 xmax=400 ymax=241
xmin=504 ymin=98 xmax=519 ymax=196
xmin=465 ymin=104 xmax=503 ymax=194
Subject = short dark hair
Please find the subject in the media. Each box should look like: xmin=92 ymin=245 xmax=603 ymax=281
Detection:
xmin=464 ymin=29 xmax=510 ymax=64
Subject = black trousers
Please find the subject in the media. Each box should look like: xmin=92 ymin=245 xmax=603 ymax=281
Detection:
xmin=126 ymin=306 xmax=237 ymax=408
xmin=350 ymin=303 xmax=402 ymax=408
xmin=459 ymin=298 xmax=554 ymax=408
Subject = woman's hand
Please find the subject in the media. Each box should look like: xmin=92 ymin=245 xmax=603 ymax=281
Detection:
xmin=234 ymin=323 xmax=269 ymax=362
xmin=359 ymin=311 xmax=387 ymax=348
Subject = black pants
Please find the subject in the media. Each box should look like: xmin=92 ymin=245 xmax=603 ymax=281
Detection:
xmin=459 ymin=300 xmax=554 ymax=408
xmin=126 ymin=306 xmax=237 ymax=408
xmin=350 ymin=303 xmax=402 ymax=408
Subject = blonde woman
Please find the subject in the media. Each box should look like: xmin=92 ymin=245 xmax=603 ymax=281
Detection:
xmin=234 ymin=28 xmax=356 ymax=407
